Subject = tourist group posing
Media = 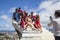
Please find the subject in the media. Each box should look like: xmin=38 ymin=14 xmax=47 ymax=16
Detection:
xmin=12 ymin=7 xmax=42 ymax=32
xmin=12 ymin=7 xmax=60 ymax=40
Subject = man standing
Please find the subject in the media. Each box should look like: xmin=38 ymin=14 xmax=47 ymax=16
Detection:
xmin=12 ymin=8 xmax=22 ymax=40
xmin=48 ymin=10 xmax=60 ymax=40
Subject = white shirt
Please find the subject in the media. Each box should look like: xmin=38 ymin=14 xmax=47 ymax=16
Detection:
xmin=51 ymin=17 xmax=60 ymax=36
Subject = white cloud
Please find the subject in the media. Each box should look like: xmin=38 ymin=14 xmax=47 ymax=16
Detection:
xmin=35 ymin=0 xmax=60 ymax=27
xmin=9 ymin=7 xmax=16 ymax=13
xmin=0 ymin=15 xmax=14 ymax=30
xmin=23 ymin=6 xmax=37 ymax=14
xmin=5 ymin=24 xmax=9 ymax=27
xmin=24 ymin=6 xmax=29 ymax=10
xmin=0 ymin=15 xmax=8 ymax=20
xmin=0 ymin=7 xmax=17 ymax=30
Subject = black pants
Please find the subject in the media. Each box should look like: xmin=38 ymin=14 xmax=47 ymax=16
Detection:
xmin=15 ymin=28 xmax=22 ymax=40
xmin=54 ymin=36 xmax=60 ymax=40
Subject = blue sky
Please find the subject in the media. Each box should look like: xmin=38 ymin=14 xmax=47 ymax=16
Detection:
xmin=0 ymin=0 xmax=60 ymax=31
xmin=0 ymin=0 xmax=45 ymax=18
xmin=0 ymin=0 xmax=43 ymax=15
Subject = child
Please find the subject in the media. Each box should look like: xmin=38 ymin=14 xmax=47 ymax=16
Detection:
xmin=48 ymin=10 xmax=60 ymax=40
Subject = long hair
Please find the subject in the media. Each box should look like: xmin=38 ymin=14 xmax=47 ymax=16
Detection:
xmin=36 ymin=15 xmax=39 ymax=20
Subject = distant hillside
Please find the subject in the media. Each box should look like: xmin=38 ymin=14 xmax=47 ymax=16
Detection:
xmin=0 ymin=30 xmax=16 ymax=32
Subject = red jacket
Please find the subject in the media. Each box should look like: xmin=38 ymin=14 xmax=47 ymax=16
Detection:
xmin=34 ymin=18 xmax=42 ymax=29
xmin=20 ymin=18 xmax=25 ymax=28
xmin=17 ymin=9 xmax=23 ymax=14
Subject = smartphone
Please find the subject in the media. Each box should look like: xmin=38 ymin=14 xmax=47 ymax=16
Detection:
xmin=50 ymin=16 xmax=53 ymax=21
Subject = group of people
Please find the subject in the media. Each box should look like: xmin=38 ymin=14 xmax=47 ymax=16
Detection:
xmin=12 ymin=7 xmax=42 ymax=31
xmin=12 ymin=7 xmax=60 ymax=40
xmin=12 ymin=7 xmax=42 ymax=39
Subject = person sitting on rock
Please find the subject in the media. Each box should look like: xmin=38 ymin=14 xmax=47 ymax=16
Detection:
xmin=24 ymin=15 xmax=36 ymax=30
